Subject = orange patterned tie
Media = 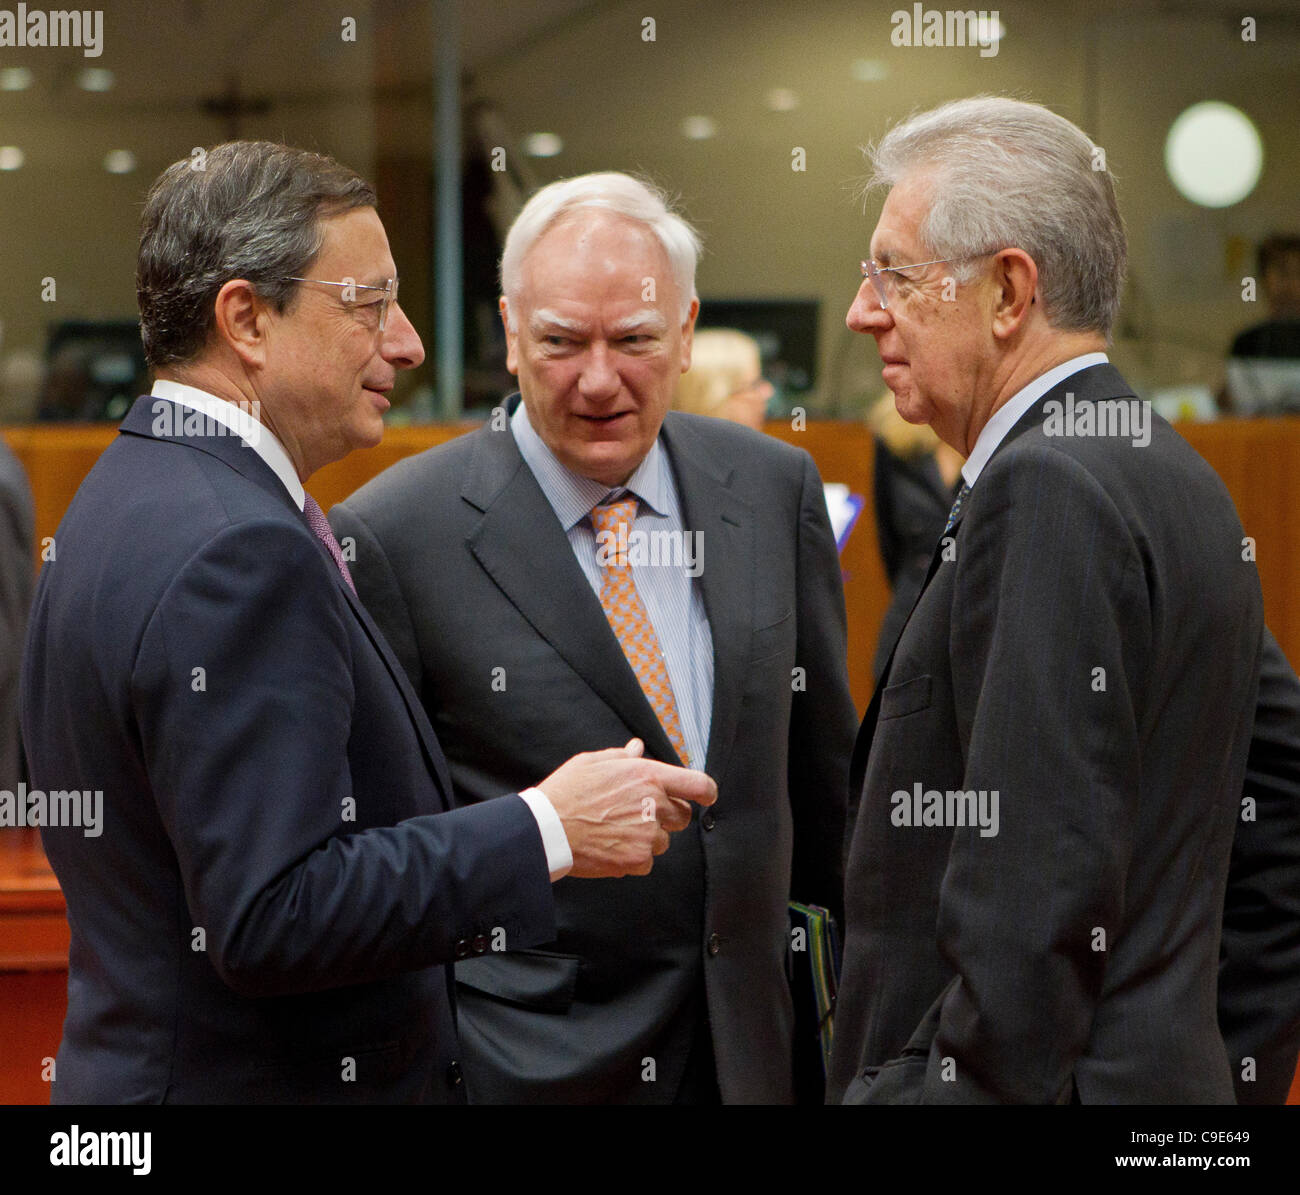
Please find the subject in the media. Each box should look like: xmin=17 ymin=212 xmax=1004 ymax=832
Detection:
xmin=591 ymin=496 xmax=690 ymax=767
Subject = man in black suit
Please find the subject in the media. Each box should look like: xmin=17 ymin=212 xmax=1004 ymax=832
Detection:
xmin=21 ymin=142 xmax=712 ymax=1104
xmin=827 ymin=97 xmax=1264 ymax=1103
xmin=331 ymin=171 xmax=856 ymax=1103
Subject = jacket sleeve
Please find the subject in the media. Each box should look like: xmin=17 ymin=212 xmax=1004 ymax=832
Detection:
xmin=133 ymin=517 xmax=554 ymax=998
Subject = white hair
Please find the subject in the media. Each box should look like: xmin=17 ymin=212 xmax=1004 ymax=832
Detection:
xmin=500 ymin=172 xmax=701 ymax=328
xmin=865 ymin=96 xmax=1127 ymax=337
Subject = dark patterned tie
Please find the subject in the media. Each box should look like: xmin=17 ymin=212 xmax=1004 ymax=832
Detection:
xmin=303 ymin=493 xmax=356 ymax=593
xmin=943 ymin=481 xmax=972 ymax=536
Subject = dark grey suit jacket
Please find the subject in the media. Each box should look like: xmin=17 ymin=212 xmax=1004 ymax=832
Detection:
xmin=0 ymin=438 xmax=33 ymax=791
xmin=332 ymin=406 xmax=856 ymax=1103
xmin=1221 ymin=626 xmax=1300 ymax=1103
xmin=828 ymin=363 xmax=1264 ymax=1104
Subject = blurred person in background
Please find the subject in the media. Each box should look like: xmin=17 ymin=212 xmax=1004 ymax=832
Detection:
xmin=672 ymin=328 xmax=773 ymax=430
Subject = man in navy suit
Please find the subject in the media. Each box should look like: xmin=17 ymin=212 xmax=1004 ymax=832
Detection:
xmin=21 ymin=141 xmax=713 ymax=1104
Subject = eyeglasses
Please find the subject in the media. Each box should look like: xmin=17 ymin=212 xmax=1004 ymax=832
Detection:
xmin=859 ymin=253 xmax=998 ymax=310
xmin=282 ymin=276 xmax=399 ymax=331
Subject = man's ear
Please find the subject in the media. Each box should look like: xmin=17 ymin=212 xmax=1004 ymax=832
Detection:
xmin=499 ymin=296 xmax=521 ymax=376
xmin=991 ymin=249 xmax=1038 ymax=341
xmin=680 ymin=296 xmax=700 ymax=373
xmin=213 ymin=279 xmax=270 ymax=367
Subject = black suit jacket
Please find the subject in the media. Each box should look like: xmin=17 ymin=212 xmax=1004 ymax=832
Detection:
xmin=1221 ymin=626 xmax=1300 ymax=1103
xmin=331 ymin=406 xmax=856 ymax=1103
xmin=828 ymin=363 xmax=1264 ymax=1104
xmin=21 ymin=396 xmax=555 ymax=1103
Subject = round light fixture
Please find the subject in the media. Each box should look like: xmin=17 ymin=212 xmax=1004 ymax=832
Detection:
xmin=1165 ymin=101 xmax=1262 ymax=208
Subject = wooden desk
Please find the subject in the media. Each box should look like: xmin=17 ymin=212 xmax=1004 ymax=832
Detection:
xmin=0 ymin=830 xmax=67 ymax=1105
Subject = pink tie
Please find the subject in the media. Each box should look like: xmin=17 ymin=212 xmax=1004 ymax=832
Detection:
xmin=303 ymin=493 xmax=356 ymax=593
xmin=591 ymin=496 xmax=690 ymax=767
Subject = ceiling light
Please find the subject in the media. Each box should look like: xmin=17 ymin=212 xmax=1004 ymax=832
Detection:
xmin=104 ymin=149 xmax=137 ymax=174
xmin=681 ymin=115 xmax=717 ymax=140
xmin=77 ymin=67 xmax=114 ymax=92
xmin=0 ymin=146 xmax=24 ymax=170
xmin=1165 ymin=101 xmax=1262 ymax=208
xmin=521 ymin=132 xmax=563 ymax=158
xmin=851 ymin=58 xmax=889 ymax=82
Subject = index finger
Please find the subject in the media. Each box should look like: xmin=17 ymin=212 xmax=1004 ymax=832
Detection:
xmin=641 ymin=763 xmax=717 ymax=807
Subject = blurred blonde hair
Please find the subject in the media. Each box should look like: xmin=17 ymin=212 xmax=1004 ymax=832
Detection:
xmin=674 ymin=328 xmax=761 ymax=416
xmin=867 ymin=392 xmax=940 ymax=458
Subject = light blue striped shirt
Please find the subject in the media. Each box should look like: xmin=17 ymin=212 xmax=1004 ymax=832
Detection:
xmin=511 ymin=401 xmax=713 ymax=768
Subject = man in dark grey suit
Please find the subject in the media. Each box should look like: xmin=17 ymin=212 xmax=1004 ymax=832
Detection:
xmin=828 ymin=97 xmax=1264 ymax=1103
xmin=332 ymin=171 xmax=856 ymax=1103
xmin=0 ymin=438 xmax=33 ymax=792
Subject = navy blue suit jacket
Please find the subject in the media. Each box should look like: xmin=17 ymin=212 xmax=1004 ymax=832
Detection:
xmin=21 ymin=396 xmax=555 ymax=1103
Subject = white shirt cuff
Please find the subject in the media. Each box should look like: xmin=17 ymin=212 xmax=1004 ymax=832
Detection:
xmin=518 ymin=787 xmax=573 ymax=881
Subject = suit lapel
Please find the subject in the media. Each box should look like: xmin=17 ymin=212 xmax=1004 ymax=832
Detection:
xmin=120 ymin=396 xmax=457 ymax=809
xmin=461 ymin=423 xmax=683 ymax=764
xmin=849 ymin=362 xmax=1140 ymax=794
xmin=659 ymin=416 xmax=751 ymax=779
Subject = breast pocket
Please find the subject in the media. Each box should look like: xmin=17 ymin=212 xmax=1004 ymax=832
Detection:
xmin=879 ymin=673 xmax=932 ymax=720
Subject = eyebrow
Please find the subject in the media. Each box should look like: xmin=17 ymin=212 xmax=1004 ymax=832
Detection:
xmin=608 ymin=311 xmax=668 ymax=336
xmin=530 ymin=310 xmax=586 ymax=335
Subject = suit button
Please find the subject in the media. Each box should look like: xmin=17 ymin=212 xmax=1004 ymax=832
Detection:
xmin=701 ymin=809 xmax=715 ymax=831
xmin=471 ymin=934 xmax=489 ymax=954
xmin=448 ymin=1061 xmax=463 ymax=1086
xmin=707 ymin=932 xmax=722 ymax=956
xmin=453 ymin=938 xmax=471 ymax=959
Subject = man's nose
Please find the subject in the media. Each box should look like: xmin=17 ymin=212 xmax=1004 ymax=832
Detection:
xmin=381 ymin=301 xmax=425 ymax=370
xmin=846 ymin=281 xmax=891 ymax=334
xmin=578 ymin=343 xmax=619 ymax=400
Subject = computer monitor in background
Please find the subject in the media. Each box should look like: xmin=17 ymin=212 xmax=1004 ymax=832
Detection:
xmin=697 ymin=299 xmax=819 ymax=400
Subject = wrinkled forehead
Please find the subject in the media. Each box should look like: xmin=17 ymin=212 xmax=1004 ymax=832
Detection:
xmin=519 ymin=209 xmax=676 ymax=296
xmin=870 ymin=171 xmax=938 ymax=264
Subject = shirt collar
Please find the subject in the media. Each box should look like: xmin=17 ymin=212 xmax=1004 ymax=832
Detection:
xmin=510 ymin=399 xmax=669 ymax=529
xmin=961 ymin=352 xmax=1110 ymax=489
xmin=150 ymin=379 xmax=306 ymax=510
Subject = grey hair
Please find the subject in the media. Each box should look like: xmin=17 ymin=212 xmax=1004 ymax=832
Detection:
xmin=137 ymin=141 xmax=377 ymax=367
xmin=865 ymin=96 xmax=1127 ymax=337
xmin=499 ymin=171 xmax=701 ymax=328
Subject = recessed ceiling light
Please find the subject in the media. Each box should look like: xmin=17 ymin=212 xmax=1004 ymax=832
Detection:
xmin=681 ymin=115 xmax=717 ymax=140
xmin=521 ymin=132 xmax=563 ymax=158
xmin=0 ymin=146 xmax=25 ymax=170
xmin=77 ymin=67 xmax=114 ymax=92
xmin=974 ymin=15 xmax=1005 ymax=45
xmin=104 ymin=149 xmax=136 ymax=174
xmin=766 ymin=88 xmax=798 ymax=112
xmin=851 ymin=58 xmax=889 ymax=83
xmin=0 ymin=67 xmax=33 ymax=91
xmin=1165 ymin=101 xmax=1262 ymax=208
